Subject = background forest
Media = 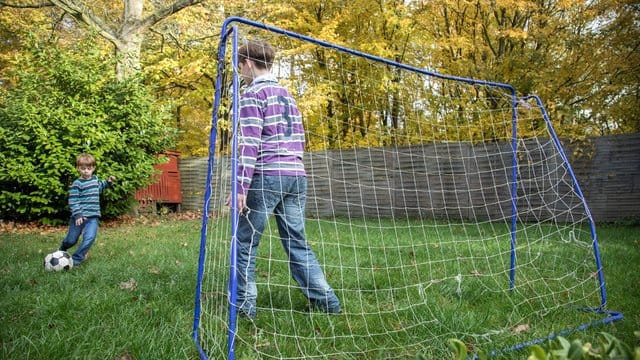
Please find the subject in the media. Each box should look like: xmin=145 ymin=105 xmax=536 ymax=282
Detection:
xmin=0 ymin=0 xmax=639 ymax=221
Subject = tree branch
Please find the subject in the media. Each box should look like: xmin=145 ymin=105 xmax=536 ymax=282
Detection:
xmin=0 ymin=0 xmax=54 ymax=8
xmin=135 ymin=0 xmax=202 ymax=35
xmin=48 ymin=0 xmax=120 ymax=45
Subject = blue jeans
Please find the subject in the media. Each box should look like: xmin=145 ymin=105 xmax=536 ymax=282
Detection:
xmin=59 ymin=217 xmax=99 ymax=265
xmin=235 ymin=175 xmax=341 ymax=318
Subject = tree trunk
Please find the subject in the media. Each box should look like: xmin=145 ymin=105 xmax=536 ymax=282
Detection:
xmin=117 ymin=0 xmax=144 ymax=80
xmin=4 ymin=0 xmax=202 ymax=80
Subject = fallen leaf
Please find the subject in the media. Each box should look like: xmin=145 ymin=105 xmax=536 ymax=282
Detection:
xmin=511 ymin=323 xmax=530 ymax=334
xmin=115 ymin=351 xmax=134 ymax=360
xmin=119 ymin=278 xmax=137 ymax=291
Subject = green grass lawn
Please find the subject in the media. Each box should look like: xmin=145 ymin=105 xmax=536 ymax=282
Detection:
xmin=1 ymin=217 xmax=638 ymax=359
xmin=1 ymin=217 xmax=201 ymax=359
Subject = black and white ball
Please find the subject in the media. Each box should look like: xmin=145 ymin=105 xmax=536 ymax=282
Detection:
xmin=44 ymin=251 xmax=73 ymax=272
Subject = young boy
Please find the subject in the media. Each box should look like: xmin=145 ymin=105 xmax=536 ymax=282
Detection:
xmin=59 ymin=153 xmax=115 ymax=266
xmin=226 ymin=40 xmax=341 ymax=319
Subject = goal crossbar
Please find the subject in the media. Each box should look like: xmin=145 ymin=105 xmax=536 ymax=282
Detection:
xmin=193 ymin=16 xmax=623 ymax=360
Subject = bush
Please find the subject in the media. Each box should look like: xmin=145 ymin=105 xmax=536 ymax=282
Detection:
xmin=440 ymin=331 xmax=640 ymax=360
xmin=0 ymin=37 xmax=176 ymax=223
xmin=527 ymin=332 xmax=640 ymax=360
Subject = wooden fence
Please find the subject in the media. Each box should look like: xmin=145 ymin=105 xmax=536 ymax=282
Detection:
xmin=178 ymin=134 xmax=640 ymax=223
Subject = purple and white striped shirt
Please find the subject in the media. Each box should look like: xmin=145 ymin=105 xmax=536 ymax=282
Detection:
xmin=237 ymin=74 xmax=306 ymax=195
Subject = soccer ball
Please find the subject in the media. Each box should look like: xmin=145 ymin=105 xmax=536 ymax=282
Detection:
xmin=44 ymin=251 xmax=73 ymax=272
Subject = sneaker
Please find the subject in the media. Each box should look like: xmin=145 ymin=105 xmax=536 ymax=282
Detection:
xmin=238 ymin=308 xmax=256 ymax=320
xmin=307 ymin=302 xmax=342 ymax=314
xmin=326 ymin=306 xmax=342 ymax=314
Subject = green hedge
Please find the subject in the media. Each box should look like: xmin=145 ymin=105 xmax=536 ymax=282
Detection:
xmin=0 ymin=37 xmax=176 ymax=223
xmin=441 ymin=331 xmax=640 ymax=360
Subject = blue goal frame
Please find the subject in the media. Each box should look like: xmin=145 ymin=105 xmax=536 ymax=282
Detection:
xmin=192 ymin=16 xmax=623 ymax=360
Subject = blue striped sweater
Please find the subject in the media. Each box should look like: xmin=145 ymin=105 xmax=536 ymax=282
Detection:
xmin=68 ymin=176 xmax=110 ymax=219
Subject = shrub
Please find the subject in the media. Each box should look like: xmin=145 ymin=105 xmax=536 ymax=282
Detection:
xmin=440 ymin=331 xmax=640 ymax=360
xmin=0 ymin=37 xmax=176 ymax=222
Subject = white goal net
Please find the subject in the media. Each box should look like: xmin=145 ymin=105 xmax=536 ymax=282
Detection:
xmin=192 ymin=17 xmax=619 ymax=359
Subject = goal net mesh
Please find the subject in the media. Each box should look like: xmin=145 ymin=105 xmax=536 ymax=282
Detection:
xmin=193 ymin=18 xmax=614 ymax=359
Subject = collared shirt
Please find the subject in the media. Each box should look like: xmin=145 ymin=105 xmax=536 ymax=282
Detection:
xmin=237 ymin=73 xmax=306 ymax=195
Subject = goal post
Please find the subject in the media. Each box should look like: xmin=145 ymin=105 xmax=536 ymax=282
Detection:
xmin=193 ymin=16 xmax=622 ymax=360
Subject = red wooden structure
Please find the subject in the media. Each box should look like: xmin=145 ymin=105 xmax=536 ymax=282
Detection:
xmin=135 ymin=151 xmax=182 ymax=212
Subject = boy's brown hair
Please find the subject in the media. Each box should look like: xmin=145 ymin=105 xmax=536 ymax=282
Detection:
xmin=76 ymin=153 xmax=96 ymax=167
xmin=238 ymin=40 xmax=274 ymax=70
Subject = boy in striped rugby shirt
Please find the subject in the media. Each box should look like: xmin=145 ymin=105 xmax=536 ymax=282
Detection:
xmin=227 ymin=40 xmax=341 ymax=319
xmin=59 ymin=153 xmax=115 ymax=266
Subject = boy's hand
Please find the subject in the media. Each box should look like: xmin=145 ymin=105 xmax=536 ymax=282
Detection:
xmin=75 ymin=217 xmax=85 ymax=226
xmin=108 ymin=175 xmax=116 ymax=183
xmin=225 ymin=193 xmax=247 ymax=215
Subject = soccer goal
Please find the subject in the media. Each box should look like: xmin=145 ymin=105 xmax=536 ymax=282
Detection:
xmin=192 ymin=17 xmax=622 ymax=359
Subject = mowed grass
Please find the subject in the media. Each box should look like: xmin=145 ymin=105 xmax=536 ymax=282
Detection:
xmin=217 ymin=219 xmax=640 ymax=359
xmin=0 ymin=217 xmax=201 ymax=359
xmin=1 ymin=217 xmax=639 ymax=359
